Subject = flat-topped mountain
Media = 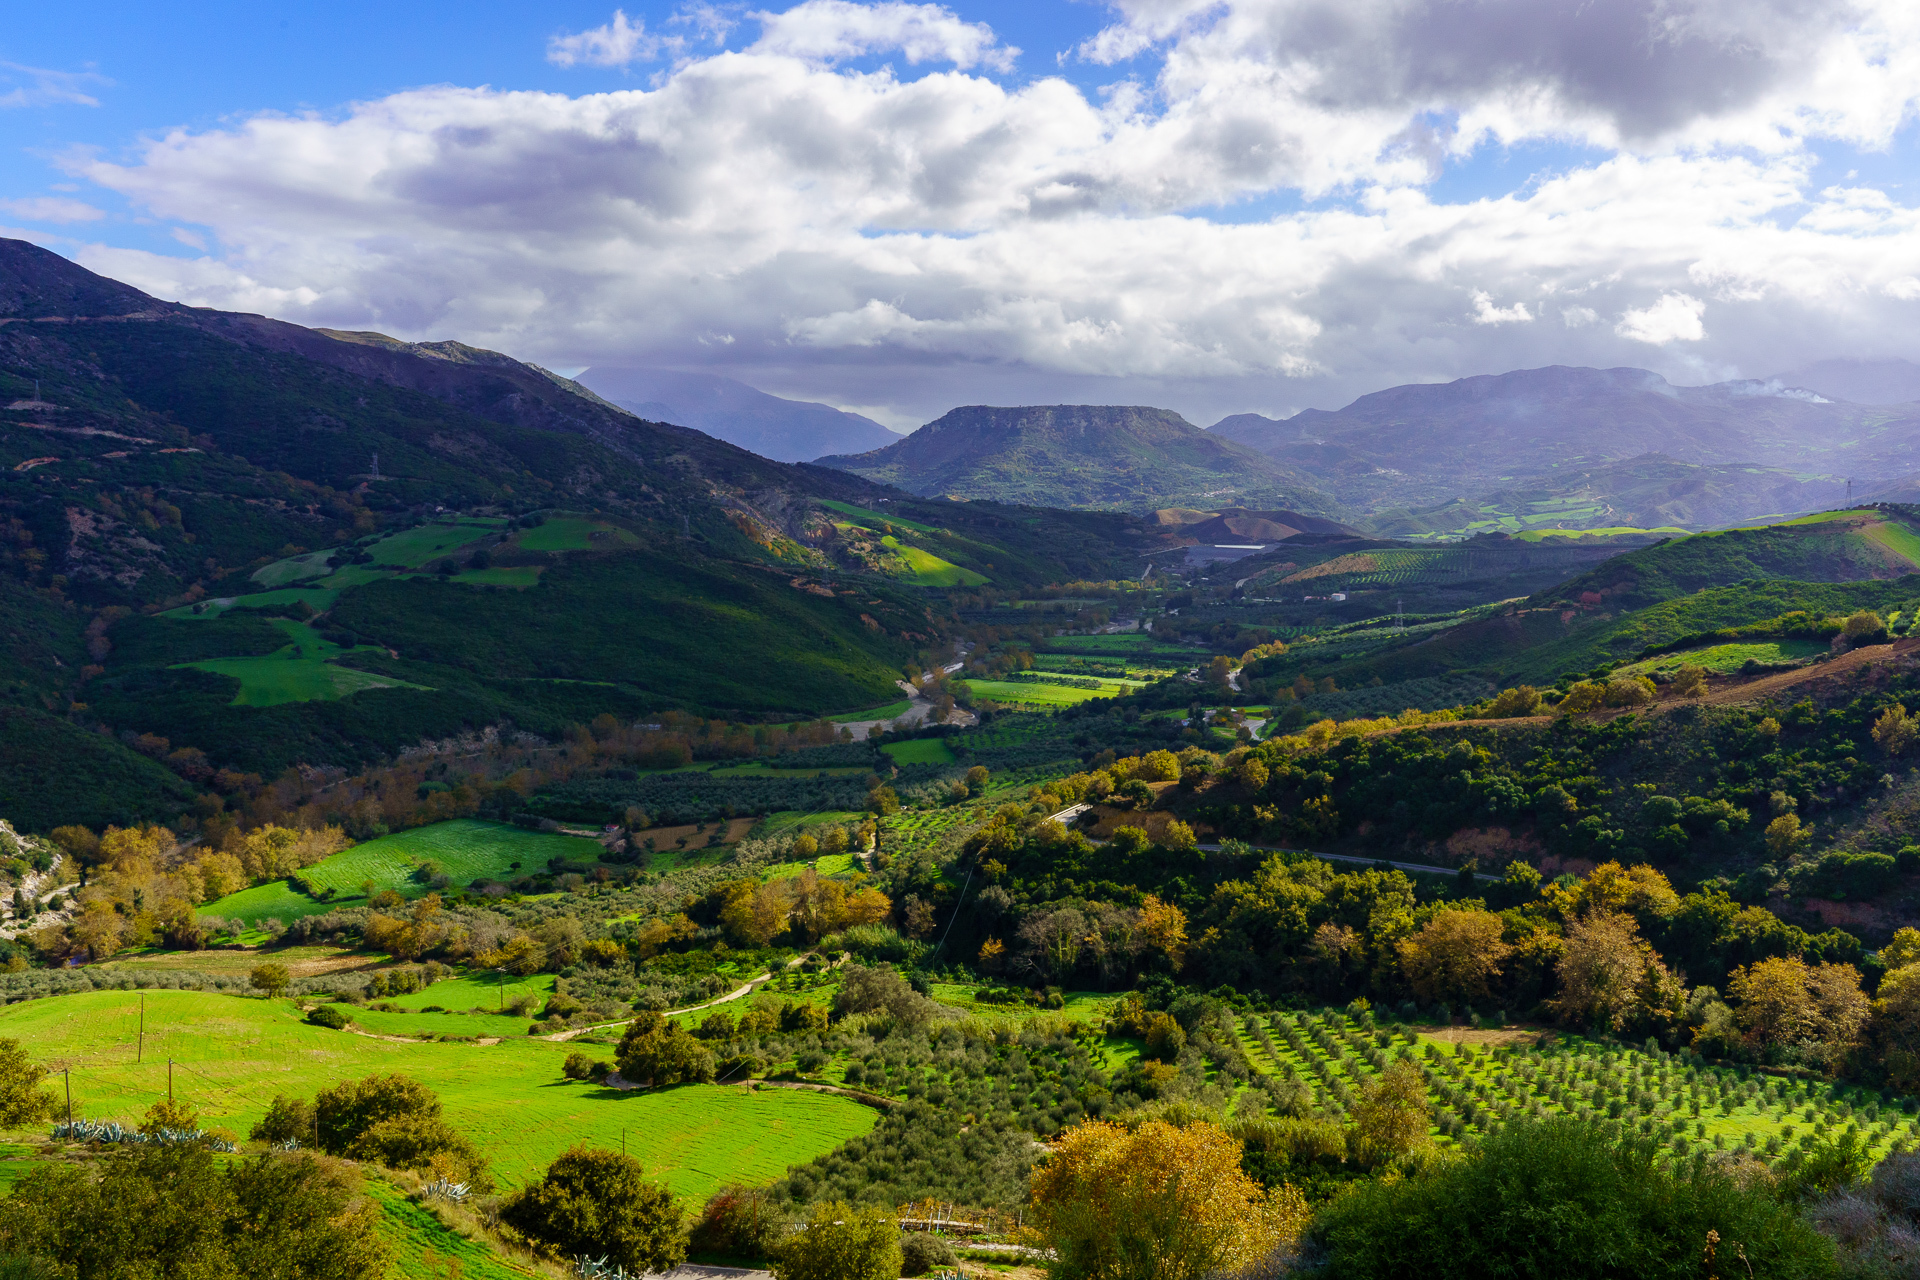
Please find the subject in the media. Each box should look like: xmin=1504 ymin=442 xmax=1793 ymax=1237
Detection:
xmin=817 ymin=404 xmax=1333 ymax=514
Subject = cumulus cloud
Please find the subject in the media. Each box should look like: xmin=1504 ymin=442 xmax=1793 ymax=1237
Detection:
xmin=1616 ymin=293 xmax=1708 ymax=344
xmin=751 ymin=0 xmax=1017 ymax=70
xmin=1470 ymin=291 xmax=1532 ymax=325
xmin=548 ymin=10 xmax=665 ymax=68
xmin=54 ymin=0 xmax=1920 ymax=420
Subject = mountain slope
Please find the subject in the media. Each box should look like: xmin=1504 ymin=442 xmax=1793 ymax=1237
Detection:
xmin=575 ymin=367 xmax=899 ymax=463
xmin=817 ymin=404 xmax=1334 ymax=514
xmin=1211 ymin=366 xmax=1915 ymax=514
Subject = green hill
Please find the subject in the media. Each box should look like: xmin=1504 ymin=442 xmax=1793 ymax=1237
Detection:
xmin=817 ymin=404 xmax=1333 ymax=514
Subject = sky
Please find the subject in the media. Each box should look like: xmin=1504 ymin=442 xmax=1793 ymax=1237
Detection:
xmin=6 ymin=0 xmax=1920 ymax=429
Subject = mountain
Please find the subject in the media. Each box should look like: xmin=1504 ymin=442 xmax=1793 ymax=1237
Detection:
xmin=1360 ymin=454 xmax=1843 ymax=539
xmin=0 ymin=240 xmax=1165 ymax=805
xmin=816 ymin=404 xmax=1334 ymax=514
xmin=1210 ymin=366 xmax=1919 ymax=515
xmin=1768 ymin=358 xmax=1920 ymax=406
xmin=574 ymin=367 xmax=899 ymax=463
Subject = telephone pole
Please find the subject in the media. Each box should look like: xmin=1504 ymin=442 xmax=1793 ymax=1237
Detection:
xmin=167 ymin=1058 xmax=173 ymax=1107
xmin=138 ymin=993 xmax=144 ymax=1063
xmin=63 ymin=1069 xmax=71 ymax=1124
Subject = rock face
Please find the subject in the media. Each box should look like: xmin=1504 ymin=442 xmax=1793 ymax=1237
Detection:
xmin=816 ymin=404 xmax=1334 ymax=515
xmin=575 ymin=367 xmax=900 ymax=463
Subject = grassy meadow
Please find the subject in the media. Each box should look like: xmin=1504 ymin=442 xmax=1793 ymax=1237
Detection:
xmin=0 ymin=988 xmax=876 ymax=1198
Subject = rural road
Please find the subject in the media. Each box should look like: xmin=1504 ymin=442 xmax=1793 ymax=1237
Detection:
xmin=547 ymin=955 xmax=816 ymax=1042
xmin=1196 ymin=842 xmax=1491 ymax=882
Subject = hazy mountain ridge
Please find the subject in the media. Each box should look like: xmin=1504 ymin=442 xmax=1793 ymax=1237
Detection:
xmin=817 ymin=404 xmax=1335 ymax=514
xmin=1211 ymin=365 xmax=1919 ymax=525
xmin=576 ymin=366 xmax=900 ymax=463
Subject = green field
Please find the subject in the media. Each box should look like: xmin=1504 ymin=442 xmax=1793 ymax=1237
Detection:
xmin=163 ymin=587 xmax=341 ymax=620
xmin=1514 ymin=526 xmax=1686 ymax=541
xmin=452 ymin=565 xmax=545 ymax=588
xmin=176 ymin=619 xmax=426 ymax=706
xmin=0 ymin=989 xmax=875 ymax=1197
xmin=250 ymin=549 xmax=340 ymax=588
xmin=200 ymin=820 xmax=606 ymax=924
xmin=830 ymin=700 xmax=912 ymax=723
xmin=366 ymin=1180 xmax=529 ymax=1280
xmin=764 ymin=852 xmax=857 ymax=881
xmin=960 ymin=678 xmax=1126 ymax=706
xmin=879 ymin=536 xmax=989 ymax=587
xmin=365 ymin=520 xmax=500 ymax=567
xmin=1621 ymin=638 xmax=1827 ymax=676
xmin=881 ymin=738 xmax=956 ymax=764
xmin=512 ymin=517 xmax=640 ymax=553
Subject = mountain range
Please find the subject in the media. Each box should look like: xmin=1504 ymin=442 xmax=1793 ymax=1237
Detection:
xmin=816 ymin=404 xmax=1332 ymax=514
xmin=575 ymin=366 xmax=899 ymax=463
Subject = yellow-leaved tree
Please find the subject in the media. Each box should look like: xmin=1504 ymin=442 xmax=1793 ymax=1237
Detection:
xmin=1029 ymin=1119 xmax=1308 ymax=1280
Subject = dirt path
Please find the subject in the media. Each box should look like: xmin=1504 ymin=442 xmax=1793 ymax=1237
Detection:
xmin=545 ymin=955 xmax=816 ymax=1042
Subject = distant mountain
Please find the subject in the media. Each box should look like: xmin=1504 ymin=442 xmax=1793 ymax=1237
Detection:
xmin=1767 ymin=358 xmax=1920 ymax=406
xmin=1209 ymin=366 xmax=1919 ymax=515
xmin=575 ymin=367 xmax=898 ymax=463
xmin=817 ymin=405 xmax=1334 ymax=514
xmin=1361 ymin=455 xmax=1843 ymax=539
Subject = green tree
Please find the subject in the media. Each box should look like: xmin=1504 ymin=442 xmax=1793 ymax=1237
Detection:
xmin=1312 ymin=1118 xmax=1836 ymax=1279
xmin=0 ymin=1141 xmax=389 ymax=1279
xmin=249 ymin=1095 xmax=315 ymax=1146
xmin=773 ymin=1200 xmax=901 ymax=1280
xmin=249 ymin=963 xmax=290 ymax=1000
xmin=1345 ymin=1061 xmax=1430 ymax=1168
xmin=503 ymin=1146 xmax=685 ymax=1275
xmin=0 ymin=1040 xmax=57 ymax=1130
xmin=311 ymin=1074 xmax=491 ymax=1189
xmin=616 ymin=1012 xmax=716 ymax=1086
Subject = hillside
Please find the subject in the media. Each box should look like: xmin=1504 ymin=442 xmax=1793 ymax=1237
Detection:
xmin=576 ymin=366 xmax=900 ymax=462
xmin=817 ymin=404 xmax=1333 ymax=514
xmin=0 ymin=242 xmax=1172 ymax=801
xmin=1211 ymin=365 xmax=1912 ymax=515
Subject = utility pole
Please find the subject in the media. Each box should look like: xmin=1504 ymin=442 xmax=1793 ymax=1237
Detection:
xmin=138 ymin=993 xmax=144 ymax=1063
xmin=63 ymin=1069 xmax=70 ymax=1124
xmin=167 ymin=1058 xmax=173 ymax=1107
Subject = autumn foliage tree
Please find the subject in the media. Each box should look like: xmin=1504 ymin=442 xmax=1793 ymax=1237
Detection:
xmin=1029 ymin=1119 xmax=1308 ymax=1280
xmin=1397 ymin=908 xmax=1511 ymax=1007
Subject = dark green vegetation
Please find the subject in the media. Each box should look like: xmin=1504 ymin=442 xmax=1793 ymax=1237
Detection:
xmin=1310 ymin=1119 xmax=1836 ymax=1279
xmin=818 ymin=404 xmax=1333 ymax=514
xmin=0 ymin=707 xmax=195 ymax=832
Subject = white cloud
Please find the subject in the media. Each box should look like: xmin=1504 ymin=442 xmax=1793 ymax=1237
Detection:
xmin=751 ymin=0 xmax=1017 ymax=71
xmin=1615 ymin=293 xmax=1707 ymax=344
xmin=0 ymin=197 xmax=104 ymax=223
xmin=53 ymin=0 xmax=1920 ymax=420
xmin=0 ymin=61 xmax=106 ymax=109
xmin=1470 ymin=291 xmax=1532 ymax=325
xmin=548 ymin=10 xmax=665 ymax=68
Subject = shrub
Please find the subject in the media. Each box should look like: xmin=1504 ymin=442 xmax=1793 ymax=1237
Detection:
xmin=690 ymin=1184 xmax=786 ymax=1262
xmin=562 ymin=1052 xmax=610 ymax=1082
xmin=248 ymin=1095 xmax=316 ymax=1146
xmin=1311 ymin=1117 xmax=1836 ymax=1278
xmin=617 ymin=1012 xmax=716 ymax=1086
xmin=773 ymin=1200 xmax=900 ymax=1280
xmin=1142 ymin=1013 xmax=1186 ymax=1062
xmin=312 ymin=1073 xmax=492 ymax=1189
xmin=899 ymin=1231 xmax=956 ymax=1277
xmin=305 ymin=1005 xmax=350 ymax=1030
xmin=503 ymin=1146 xmax=685 ymax=1275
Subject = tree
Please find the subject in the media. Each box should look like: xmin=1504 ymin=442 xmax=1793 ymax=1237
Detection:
xmin=0 ymin=1141 xmax=389 ymax=1280
xmin=1142 ymin=1013 xmax=1186 ymax=1062
xmin=1029 ymin=1118 xmax=1308 ymax=1280
xmin=249 ymin=1095 xmax=316 ymax=1146
xmin=1669 ymin=665 xmax=1707 ymax=698
xmin=1873 ymin=704 xmax=1917 ymax=756
xmin=0 ymin=1040 xmax=57 ymax=1129
xmin=249 ymin=963 xmax=290 ymax=1000
xmin=1728 ymin=956 xmax=1869 ymax=1070
xmin=503 ymin=1146 xmax=685 ymax=1275
xmin=1552 ymin=911 xmax=1656 ymax=1032
xmin=1236 ymin=757 xmax=1269 ymax=792
xmin=1311 ymin=1117 xmax=1836 ymax=1279
xmin=964 ymin=765 xmax=991 ymax=794
xmin=1766 ymin=812 xmax=1809 ymax=859
xmin=1160 ymin=820 xmax=1198 ymax=855
xmin=1397 ymin=908 xmax=1510 ymax=1006
xmin=311 ymin=1074 xmax=491 ymax=1188
xmin=831 ymin=964 xmax=933 ymax=1028
xmin=1346 ymin=1061 xmax=1430 ymax=1168
xmin=616 ymin=1013 xmax=715 ymax=1086
xmin=1871 ymin=963 xmax=1920 ymax=1089
xmin=773 ymin=1201 xmax=900 ymax=1280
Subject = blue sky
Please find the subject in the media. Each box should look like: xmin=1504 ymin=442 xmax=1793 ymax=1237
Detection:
xmin=6 ymin=0 xmax=1920 ymax=425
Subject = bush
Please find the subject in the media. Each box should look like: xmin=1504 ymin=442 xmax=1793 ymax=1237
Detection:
xmin=1311 ymin=1117 xmax=1837 ymax=1278
xmin=562 ymin=1052 xmax=609 ymax=1083
xmin=312 ymin=1073 xmax=491 ymax=1190
xmin=503 ymin=1146 xmax=685 ymax=1275
xmin=898 ymin=1231 xmax=956 ymax=1277
xmin=690 ymin=1184 xmax=786 ymax=1262
xmin=248 ymin=1095 xmax=315 ymax=1145
xmin=306 ymin=1005 xmax=351 ymax=1030
xmin=616 ymin=1012 xmax=716 ymax=1086
xmin=773 ymin=1200 xmax=901 ymax=1280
